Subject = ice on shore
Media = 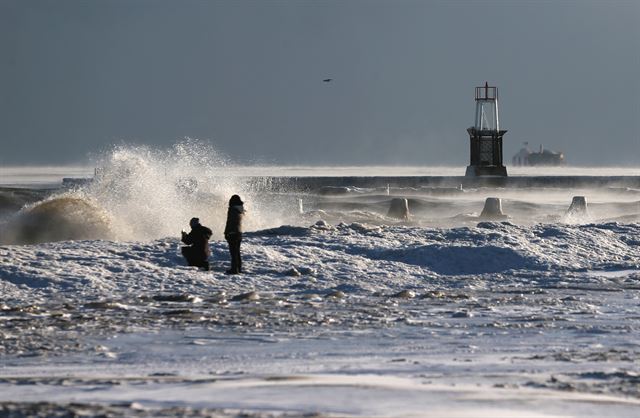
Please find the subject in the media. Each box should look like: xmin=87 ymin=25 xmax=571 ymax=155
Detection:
xmin=1 ymin=220 xmax=639 ymax=416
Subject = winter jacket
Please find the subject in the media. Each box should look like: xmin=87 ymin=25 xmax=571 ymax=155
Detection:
xmin=224 ymin=204 xmax=245 ymax=239
xmin=182 ymin=224 xmax=212 ymax=257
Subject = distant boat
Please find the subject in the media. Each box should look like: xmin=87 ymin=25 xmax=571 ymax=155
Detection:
xmin=512 ymin=143 xmax=565 ymax=166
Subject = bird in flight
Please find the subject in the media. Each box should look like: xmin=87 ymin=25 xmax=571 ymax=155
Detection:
xmin=323 ymin=78 xmax=333 ymax=83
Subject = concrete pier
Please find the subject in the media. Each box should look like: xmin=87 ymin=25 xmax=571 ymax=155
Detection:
xmin=241 ymin=175 xmax=640 ymax=192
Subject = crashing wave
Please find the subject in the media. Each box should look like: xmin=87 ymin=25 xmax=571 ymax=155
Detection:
xmin=0 ymin=196 xmax=113 ymax=244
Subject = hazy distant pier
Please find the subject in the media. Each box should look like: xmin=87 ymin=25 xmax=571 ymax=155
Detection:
xmin=244 ymin=175 xmax=640 ymax=192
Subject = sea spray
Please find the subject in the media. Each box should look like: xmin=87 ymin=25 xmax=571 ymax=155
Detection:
xmin=0 ymin=140 xmax=292 ymax=244
xmin=83 ymin=140 xmax=274 ymax=241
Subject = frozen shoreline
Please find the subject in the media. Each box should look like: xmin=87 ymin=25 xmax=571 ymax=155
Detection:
xmin=2 ymin=325 xmax=640 ymax=417
xmin=1 ymin=221 xmax=639 ymax=416
xmin=2 ymin=321 xmax=640 ymax=417
xmin=3 ymin=362 xmax=640 ymax=417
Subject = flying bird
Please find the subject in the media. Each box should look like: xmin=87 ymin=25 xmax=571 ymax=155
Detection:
xmin=323 ymin=78 xmax=333 ymax=83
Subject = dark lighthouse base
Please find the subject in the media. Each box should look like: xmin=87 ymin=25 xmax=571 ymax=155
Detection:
xmin=465 ymin=165 xmax=507 ymax=177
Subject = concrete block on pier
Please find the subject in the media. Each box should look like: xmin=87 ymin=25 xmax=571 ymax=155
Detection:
xmin=567 ymin=196 xmax=588 ymax=216
xmin=480 ymin=197 xmax=508 ymax=219
xmin=387 ymin=198 xmax=410 ymax=220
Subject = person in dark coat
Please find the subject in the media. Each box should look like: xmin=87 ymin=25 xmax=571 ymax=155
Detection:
xmin=181 ymin=217 xmax=212 ymax=271
xmin=224 ymin=195 xmax=245 ymax=274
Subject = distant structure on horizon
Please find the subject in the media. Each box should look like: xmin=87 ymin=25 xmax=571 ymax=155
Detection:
xmin=512 ymin=142 xmax=566 ymax=166
xmin=465 ymin=82 xmax=507 ymax=177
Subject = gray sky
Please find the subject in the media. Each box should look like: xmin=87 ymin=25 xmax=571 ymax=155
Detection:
xmin=1 ymin=0 xmax=639 ymax=166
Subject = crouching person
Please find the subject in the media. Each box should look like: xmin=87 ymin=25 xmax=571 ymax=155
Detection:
xmin=181 ymin=217 xmax=212 ymax=271
xmin=224 ymin=194 xmax=245 ymax=274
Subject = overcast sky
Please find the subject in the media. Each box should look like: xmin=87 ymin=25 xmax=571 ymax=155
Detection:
xmin=1 ymin=0 xmax=639 ymax=166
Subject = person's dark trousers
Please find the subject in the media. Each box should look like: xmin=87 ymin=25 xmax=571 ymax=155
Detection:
xmin=181 ymin=247 xmax=210 ymax=271
xmin=227 ymin=236 xmax=242 ymax=273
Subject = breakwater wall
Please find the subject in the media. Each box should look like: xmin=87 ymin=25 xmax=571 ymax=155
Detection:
xmin=243 ymin=176 xmax=640 ymax=192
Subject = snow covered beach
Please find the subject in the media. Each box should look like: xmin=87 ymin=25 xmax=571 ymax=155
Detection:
xmin=1 ymin=221 xmax=640 ymax=417
xmin=1 ymin=150 xmax=639 ymax=417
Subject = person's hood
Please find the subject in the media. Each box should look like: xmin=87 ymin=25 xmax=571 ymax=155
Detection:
xmin=229 ymin=194 xmax=244 ymax=206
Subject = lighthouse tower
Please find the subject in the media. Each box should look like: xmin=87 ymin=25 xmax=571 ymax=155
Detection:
xmin=465 ymin=82 xmax=507 ymax=177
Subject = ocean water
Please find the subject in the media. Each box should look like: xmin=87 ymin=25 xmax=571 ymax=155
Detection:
xmin=1 ymin=144 xmax=639 ymax=417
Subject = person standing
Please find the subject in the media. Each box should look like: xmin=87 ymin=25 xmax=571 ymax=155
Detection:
xmin=224 ymin=194 xmax=245 ymax=274
xmin=181 ymin=217 xmax=212 ymax=271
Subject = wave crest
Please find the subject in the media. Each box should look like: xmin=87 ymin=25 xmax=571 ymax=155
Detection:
xmin=1 ymin=196 xmax=113 ymax=244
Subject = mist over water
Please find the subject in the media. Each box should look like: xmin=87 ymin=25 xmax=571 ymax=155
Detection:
xmin=0 ymin=140 xmax=638 ymax=245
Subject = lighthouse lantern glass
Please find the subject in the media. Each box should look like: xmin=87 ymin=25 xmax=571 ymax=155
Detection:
xmin=474 ymin=100 xmax=499 ymax=131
